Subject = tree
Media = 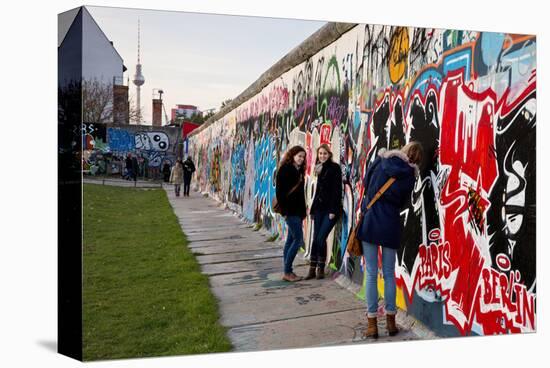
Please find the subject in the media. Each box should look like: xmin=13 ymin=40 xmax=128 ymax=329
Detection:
xmin=126 ymin=94 xmax=143 ymax=124
xmin=180 ymin=110 xmax=217 ymax=125
xmin=82 ymin=78 xmax=112 ymax=124
xmin=189 ymin=112 xmax=202 ymax=124
xmin=203 ymin=110 xmax=215 ymax=121
xmin=82 ymin=78 xmax=140 ymax=124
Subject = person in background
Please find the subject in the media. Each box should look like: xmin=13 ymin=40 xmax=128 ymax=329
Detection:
xmin=131 ymin=154 xmax=139 ymax=182
xmin=182 ymin=156 xmax=196 ymax=197
xmin=170 ymin=159 xmax=184 ymax=197
xmin=162 ymin=161 xmax=171 ymax=183
xmin=124 ymin=153 xmax=133 ymax=181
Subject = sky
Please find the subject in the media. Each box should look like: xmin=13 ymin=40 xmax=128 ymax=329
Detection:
xmin=87 ymin=6 xmax=326 ymax=124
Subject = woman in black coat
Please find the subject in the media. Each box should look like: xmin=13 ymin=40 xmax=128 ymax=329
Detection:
xmin=275 ymin=145 xmax=307 ymax=282
xmin=358 ymin=142 xmax=423 ymax=339
xmin=307 ymin=144 xmax=342 ymax=280
xmin=182 ymin=157 xmax=196 ymax=197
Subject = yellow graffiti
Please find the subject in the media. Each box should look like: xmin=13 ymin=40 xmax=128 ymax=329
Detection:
xmin=377 ymin=274 xmax=408 ymax=311
xmin=389 ymin=27 xmax=410 ymax=84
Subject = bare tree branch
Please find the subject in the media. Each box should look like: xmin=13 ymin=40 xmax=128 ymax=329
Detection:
xmin=82 ymin=78 xmax=114 ymax=124
xmin=82 ymin=78 xmax=140 ymax=124
xmin=127 ymin=94 xmax=143 ymax=124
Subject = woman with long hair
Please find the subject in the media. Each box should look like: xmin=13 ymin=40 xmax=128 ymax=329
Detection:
xmin=306 ymin=144 xmax=342 ymax=280
xmin=358 ymin=142 xmax=423 ymax=338
xmin=275 ymin=145 xmax=307 ymax=282
xmin=169 ymin=159 xmax=184 ymax=197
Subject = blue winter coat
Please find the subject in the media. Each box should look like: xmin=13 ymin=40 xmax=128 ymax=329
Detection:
xmin=357 ymin=149 xmax=417 ymax=249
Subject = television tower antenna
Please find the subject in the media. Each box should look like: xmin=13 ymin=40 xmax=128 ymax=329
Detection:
xmin=132 ymin=19 xmax=145 ymax=124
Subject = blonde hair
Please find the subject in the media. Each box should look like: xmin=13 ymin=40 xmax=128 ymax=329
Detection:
xmin=401 ymin=141 xmax=423 ymax=166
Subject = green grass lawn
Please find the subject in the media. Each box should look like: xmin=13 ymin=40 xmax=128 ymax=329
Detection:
xmin=83 ymin=184 xmax=232 ymax=361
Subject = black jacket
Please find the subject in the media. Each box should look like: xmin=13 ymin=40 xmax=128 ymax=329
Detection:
xmin=125 ymin=157 xmax=132 ymax=170
xmin=183 ymin=159 xmax=196 ymax=179
xmin=275 ymin=163 xmax=306 ymax=219
xmin=310 ymin=161 xmax=343 ymax=217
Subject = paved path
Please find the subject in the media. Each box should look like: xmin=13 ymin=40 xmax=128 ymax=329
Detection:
xmin=164 ymin=186 xmax=437 ymax=351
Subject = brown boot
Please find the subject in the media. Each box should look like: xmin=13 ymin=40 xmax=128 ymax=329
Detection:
xmin=304 ymin=265 xmax=317 ymax=280
xmin=316 ymin=263 xmax=325 ymax=279
xmin=282 ymin=273 xmax=302 ymax=282
xmin=386 ymin=314 xmax=399 ymax=336
xmin=363 ymin=317 xmax=378 ymax=339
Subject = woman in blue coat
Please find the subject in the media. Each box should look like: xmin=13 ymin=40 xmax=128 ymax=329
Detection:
xmin=357 ymin=142 xmax=423 ymax=339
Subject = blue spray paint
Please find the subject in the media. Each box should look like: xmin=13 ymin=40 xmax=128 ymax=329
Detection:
xmin=107 ymin=128 xmax=134 ymax=151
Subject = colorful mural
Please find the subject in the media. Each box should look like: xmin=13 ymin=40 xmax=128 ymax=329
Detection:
xmin=82 ymin=125 xmax=182 ymax=179
xmin=189 ymin=25 xmax=536 ymax=336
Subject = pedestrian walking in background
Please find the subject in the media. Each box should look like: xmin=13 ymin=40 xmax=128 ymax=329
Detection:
xmin=182 ymin=156 xmax=196 ymax=197
xmin=124 ymin=153 xmax=133 ymax=180
xmin=131 ymin=155 xmax=139 ymax=182
xmin=357 ymin=142 xmax=423 ymax=339
xmin=162 ymin=161 xmax=171 ymax=183
xmin=170 ymin=159 xmax=184 ymax=197
xmin=306 ymin=144 xmax=342 ymax=280
xmin=275 ymin=145 xmax=307 ymax=282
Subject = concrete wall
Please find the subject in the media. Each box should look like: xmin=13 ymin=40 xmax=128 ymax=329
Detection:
xmin=83 ymin=124 xmax=182 ymax=178
xmin=106 ymin=125 xmax=182 ymax=166
xmin=188 ymin=24 xmax=536 ymax=336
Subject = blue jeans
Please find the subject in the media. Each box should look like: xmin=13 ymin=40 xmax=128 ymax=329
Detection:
xmin=310 ymin=212 xmax=337 ymax=266
xmin=283 ymin=216 xmax=303 ymax=274
xmin=362 ymin=241 xmax=397 ymax=317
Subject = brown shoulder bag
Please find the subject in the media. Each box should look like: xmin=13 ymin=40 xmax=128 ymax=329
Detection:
xmin=346 ymin=177 xmax=396 ymax=256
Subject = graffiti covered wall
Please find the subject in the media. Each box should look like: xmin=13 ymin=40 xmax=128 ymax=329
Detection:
xmin=83 ymin=124 xmax=182 ymax=178
xmin=189 ymin=24 xmax=536 ymax=336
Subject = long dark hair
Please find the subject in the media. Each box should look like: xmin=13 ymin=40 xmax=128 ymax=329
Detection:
xmin=279 ymin=145 xmax=306 ymax=176
xmin=315 ymin=143 xmax=334 ymax=165
xmin=402 ymin=141 xmax=424 ymax=166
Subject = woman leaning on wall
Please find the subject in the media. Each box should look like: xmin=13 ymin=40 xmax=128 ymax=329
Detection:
xmin=275 ymin=145 xmax=307 ymax=282
xmin=306 ymin=144 xmax=343 ymax=280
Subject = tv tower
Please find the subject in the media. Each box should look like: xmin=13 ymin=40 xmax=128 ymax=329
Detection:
xmin=133 ymin=19 xmax=145 ymax=124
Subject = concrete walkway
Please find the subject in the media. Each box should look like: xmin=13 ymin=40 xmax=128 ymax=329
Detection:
xmin=165 ymin=186 xmax=437 ymax=351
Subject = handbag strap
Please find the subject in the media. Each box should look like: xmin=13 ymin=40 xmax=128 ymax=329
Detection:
xmin=352 ymin=177 xmax=395 ymax=236
xmin=365 ymin=177 xmax=396 ymax=210
xmin=286 ymin=175 xmax=303 ymax=197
